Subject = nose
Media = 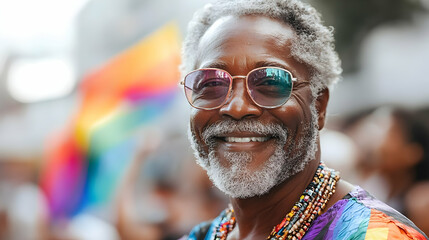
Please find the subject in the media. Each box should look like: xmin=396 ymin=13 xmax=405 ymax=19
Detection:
xmin=219 ymin=78 xmax=263 ymax=120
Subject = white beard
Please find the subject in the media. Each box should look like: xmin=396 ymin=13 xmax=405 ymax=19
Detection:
xmin=188 ymin=103 xmax=319 ymax=199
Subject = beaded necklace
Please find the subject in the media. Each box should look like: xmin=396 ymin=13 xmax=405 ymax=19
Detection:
xmin=212 ymin=163 xmax=339 ymax=240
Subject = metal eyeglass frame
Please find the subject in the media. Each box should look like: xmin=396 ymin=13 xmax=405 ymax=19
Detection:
xmin=180 ymin=66 xmax=298 ymax=110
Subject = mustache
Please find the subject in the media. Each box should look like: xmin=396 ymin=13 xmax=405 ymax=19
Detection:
xmin=201 ymin=119 xmax=288 ymax=145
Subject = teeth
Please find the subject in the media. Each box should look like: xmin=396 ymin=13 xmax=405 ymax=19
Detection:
xmin=225 ymin=137 xmax=269 ymax=143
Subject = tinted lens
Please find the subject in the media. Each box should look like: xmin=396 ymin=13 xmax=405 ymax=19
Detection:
xmin=184 ymin=69 xmax=231 ymax=109
xmin=247 ymin=68 xmax=293 ymax=107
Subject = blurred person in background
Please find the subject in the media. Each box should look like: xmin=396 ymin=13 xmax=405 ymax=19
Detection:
xmin=178 ymin=0 xmax=427 ymax=239
xmin=405 ymin=181 xmax=429 ymax=236
xmin=116 ymin=132 xmax=227 ymax=240
xmin=319 ymin=127 xmax=360 ymax=183
xmin=383 ymin=107 xmax=429 ymax=235
xmin=375 ymin=108 xmax=429 ymax=210
xmin=0 ymin=159 xmax=49 ymax=240
xmin=340 ymin=106 xmax=429 ymax=236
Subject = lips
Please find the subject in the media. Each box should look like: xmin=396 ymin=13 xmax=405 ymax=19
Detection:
xmin=223 ymin=136 xmax=270 ymax=143
xmin=213 ymin=134 xmax=275 ymax=153
xmin=201 ymin=119 xmax=288 ymax=147
xmin=214 ymin=132 xmax=275 ymax=145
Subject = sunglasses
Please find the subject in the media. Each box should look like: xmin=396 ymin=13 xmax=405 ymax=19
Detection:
xmin=181 ymin=67 xmax=298 ymax=110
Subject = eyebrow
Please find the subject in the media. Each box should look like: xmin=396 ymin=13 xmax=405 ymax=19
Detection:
xmin=202 ymin=62 xmax=228 ymax=69
xmin=202 ymin=61 xmax=290 ymax=71
xmin=254 ymin=61 xmax=288 ymax=69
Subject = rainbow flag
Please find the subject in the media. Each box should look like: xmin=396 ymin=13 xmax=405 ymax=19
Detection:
xmin=41 ymin=23 xmax=181 ymax=219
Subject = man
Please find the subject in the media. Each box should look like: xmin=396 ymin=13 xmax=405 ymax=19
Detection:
xmin=179 ymin=0 xmax=428 ymax=239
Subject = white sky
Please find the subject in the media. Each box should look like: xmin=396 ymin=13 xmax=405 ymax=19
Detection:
xmin=0 ymin=0 xmax=90 ymax=53
xmin=0 ymin=0 xmax=90 ymax=103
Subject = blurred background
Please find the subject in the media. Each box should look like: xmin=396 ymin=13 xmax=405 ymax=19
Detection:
xmin=0 ymin=0 xmax=428 ymax=239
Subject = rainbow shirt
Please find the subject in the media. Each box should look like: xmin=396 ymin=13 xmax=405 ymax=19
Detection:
xmin=186 ymin=186 xmax=428 ymax=240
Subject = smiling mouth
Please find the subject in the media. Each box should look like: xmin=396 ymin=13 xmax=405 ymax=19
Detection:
xmin=212 ymin=135 xmax=277 ymax=152
xmin=222 ymin=136 xmax=271 ymax=143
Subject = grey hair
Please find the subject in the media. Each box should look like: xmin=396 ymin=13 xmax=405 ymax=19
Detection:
xmin=181 ymin=0 xmax=342 ymax=97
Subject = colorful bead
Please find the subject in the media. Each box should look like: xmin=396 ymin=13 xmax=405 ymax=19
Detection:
xmin=212 ymin=163 xmax=339 ymax=240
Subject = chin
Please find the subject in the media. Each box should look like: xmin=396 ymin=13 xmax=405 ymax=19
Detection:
xmin=187 ymin=104 xmax=319 ymax=198
xmin=198 ymin=135 xmax=315 ymax=199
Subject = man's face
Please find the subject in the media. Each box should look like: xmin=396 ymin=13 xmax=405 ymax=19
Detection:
xmin=188 ymin=15 xmax=323 ymax=198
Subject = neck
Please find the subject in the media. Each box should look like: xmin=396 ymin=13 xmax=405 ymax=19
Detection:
xmin=228 ymin=159 xmax=320 ymax=240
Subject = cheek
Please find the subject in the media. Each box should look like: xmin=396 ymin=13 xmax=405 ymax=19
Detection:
xmin=272 ymin=95 xmax=312 ymax=128
xmin=190 ymin=109 xmax=216 ymax=143
xmin=189 ymin=111 xmax=201 ymax=140
xmin=270 ymin=92 xmax=314 ymax=145
xmin=274 ymin=104 xmax=304 ymax=126
xmin=292 ymin=89 xmax=314 ymax=120
xmin=189 ymin=111 xmax=210 ymax=155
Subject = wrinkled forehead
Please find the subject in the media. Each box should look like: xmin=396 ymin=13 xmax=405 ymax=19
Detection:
xmin=202 ymin=15 xmax=295 ymax=43
xmin=195 ymin=15 xmax=299 ymax=68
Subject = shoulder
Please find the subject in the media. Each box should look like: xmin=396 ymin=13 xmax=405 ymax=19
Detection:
xmin=303 ymin=186 xmax=428 ymax=240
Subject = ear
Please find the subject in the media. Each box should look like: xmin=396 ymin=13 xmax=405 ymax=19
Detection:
xmin=315 ymin=88 xmax=329 ymax=130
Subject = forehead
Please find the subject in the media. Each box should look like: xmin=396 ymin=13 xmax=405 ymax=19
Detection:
xmin=195 ymin=15 xmax=305 ymax=74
